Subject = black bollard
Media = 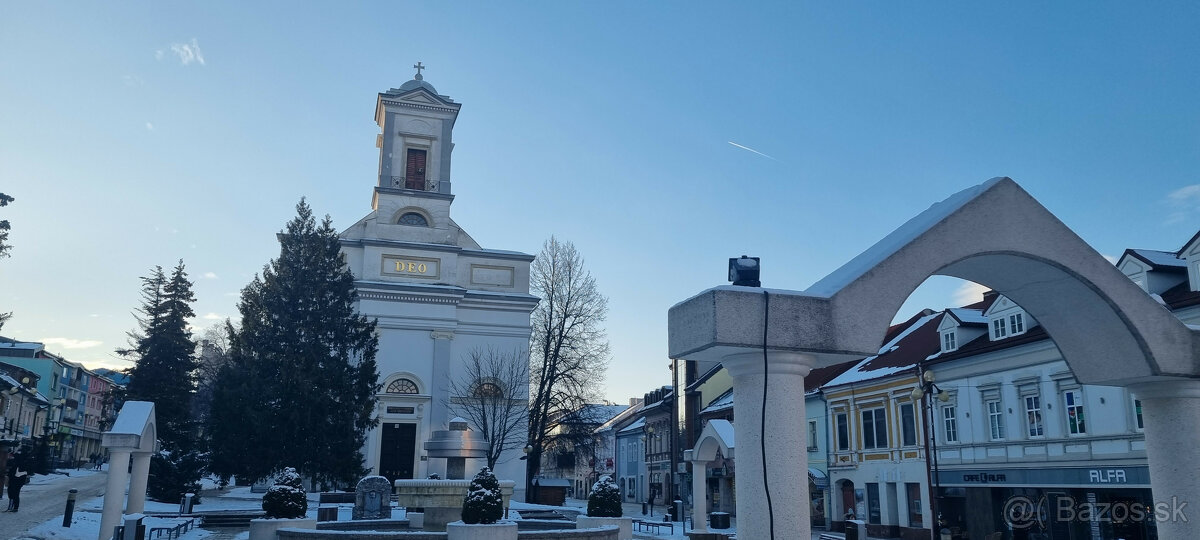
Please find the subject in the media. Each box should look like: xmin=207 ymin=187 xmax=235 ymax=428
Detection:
xmin=63 ymin=489 xmax=78 ymax=527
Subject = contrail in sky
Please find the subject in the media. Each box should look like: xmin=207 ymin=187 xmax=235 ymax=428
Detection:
xmin=727 ymin=141 xmax=779 ymax=161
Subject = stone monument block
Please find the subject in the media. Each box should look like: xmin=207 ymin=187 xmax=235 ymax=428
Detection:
xmin=353 ymin=476 xmax=393 ymax=520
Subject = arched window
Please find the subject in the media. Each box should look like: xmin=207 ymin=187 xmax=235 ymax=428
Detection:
xmin=473 ymin=381 xmax=503 ymax=398
xmin=397 ymin=212 xmax=429 ymax=226
xmin=386 ymin=378 xmax=419 ymax=394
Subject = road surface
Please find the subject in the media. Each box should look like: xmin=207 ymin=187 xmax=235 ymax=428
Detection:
xmin=0 ymin=470 xmax=108 ymax=540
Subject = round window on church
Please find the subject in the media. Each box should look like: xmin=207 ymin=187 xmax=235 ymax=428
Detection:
xmin=398 ymin=212 xmax=429 ymax=227
xmin=386 ymin=378 xmax=420 ymax=394
xmin=473 ymin=382 xmax=502 ymax=398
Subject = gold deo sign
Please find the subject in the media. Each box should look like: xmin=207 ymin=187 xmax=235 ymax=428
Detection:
xmin=382 ymin=255 xmax=439 ymax=278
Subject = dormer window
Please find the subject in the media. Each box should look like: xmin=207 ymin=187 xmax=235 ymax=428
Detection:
xmin=942 ymin=331 xmax=957 ymax=352
xmin=1009 ymin=313 xmax=1025 ymax=335
xmin=397 ymin=212 xmax=429 ymax=226
xmin=992 ymin=318 xmax=1007 ymax=340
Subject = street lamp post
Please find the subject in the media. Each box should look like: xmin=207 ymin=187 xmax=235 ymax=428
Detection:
xmin=911 ymin=368 xmax=950 ymax=540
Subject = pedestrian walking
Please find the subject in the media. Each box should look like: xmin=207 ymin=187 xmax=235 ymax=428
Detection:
xmin=5 ymin=457 xmax=27 ymax=512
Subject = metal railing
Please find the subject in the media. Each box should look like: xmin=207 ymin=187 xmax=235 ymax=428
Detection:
xmin=386 ymin=176 xmax=439 ymax=192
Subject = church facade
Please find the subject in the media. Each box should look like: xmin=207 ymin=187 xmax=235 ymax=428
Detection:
xmin=338 ymin=67 xmax=537 ymax=498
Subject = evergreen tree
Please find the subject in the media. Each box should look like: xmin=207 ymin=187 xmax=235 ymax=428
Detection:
xmin=120 ymin=262 xmax=205 ymax=501
xmin=208 ymin=199 xmax=380 ymax=489
xmin=0 ymin=191 xmax=14 ymax=331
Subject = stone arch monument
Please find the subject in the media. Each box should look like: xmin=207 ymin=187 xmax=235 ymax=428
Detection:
xmin=669 ymin=178 xmax=1200 ymax=539
xmin=98 ymin=401 xmax=157 ymax=540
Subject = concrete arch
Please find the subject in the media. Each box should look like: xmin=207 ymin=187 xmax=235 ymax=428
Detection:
xmin=670 ymin=178 xmax=1200 ymax=386
xmin=669 ymin=177 xmax=1200 ymax=539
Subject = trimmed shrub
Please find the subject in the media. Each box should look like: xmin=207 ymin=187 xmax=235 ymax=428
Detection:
xmin=461 ymin=467 xmax=503 ymax=524
xmin=262 ymin=467 xmax=308 ymax=519
xmin=586 ymin=475 xmax=622 ymax=517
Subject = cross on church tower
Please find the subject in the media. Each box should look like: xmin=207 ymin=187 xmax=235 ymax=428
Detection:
xmin=413 ymin=61 xmax=425 ymax=80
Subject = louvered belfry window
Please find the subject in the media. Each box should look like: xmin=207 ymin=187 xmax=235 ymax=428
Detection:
xmin=405 ymin=149 xmax=427 ymax=190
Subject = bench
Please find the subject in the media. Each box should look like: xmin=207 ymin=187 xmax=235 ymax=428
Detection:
xmin=632 ymin=519 xmax=674 ymax=534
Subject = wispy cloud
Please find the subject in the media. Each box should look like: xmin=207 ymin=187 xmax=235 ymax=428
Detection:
xmin=1166 ymin=184 xmax=1200 ymax=224
xmin=202 ymin=272 xmax=218 ymax=280
xmin=159 ymin=39 xmax=205 ymax=66
xmin=951 ymin=281 xmax=989 ymax=307
xmin=201 ymin=313 xmax=223 ymax=321
xmin=145 ymin=122 xmax=155 ymax=131
xmin=39 ymin=337 xmax=103 ymax=350
xmin=122 ymin=75 xmax=144 ymax=87
xmin=727 ymin=141 xmax=779 ymax=161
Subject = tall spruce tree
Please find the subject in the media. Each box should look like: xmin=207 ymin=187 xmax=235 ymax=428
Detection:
xmin=121 ymin=262 xmax=205 ymax=501
xmin=208 ymin=200 xmax=380 ymax=489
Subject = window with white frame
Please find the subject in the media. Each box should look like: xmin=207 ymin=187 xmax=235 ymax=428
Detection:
xmin=900 ymin=402 xmax=917 ymax=446
xmin=808 ymin=420 xmax=818 ymax=451
xmin=942 ymin=405 xmax=958 ymax=442
xmin=992 ymin=318 xmax=1008 ymax=339
xmin=1009 ymin=313 xmax=1026 ymax=335
xmin=942 ymin=331 xmax=957 ymax=352
xmin=1024 ymin=395 xmax=1044 ymax=437
xmin=835 ymin=412 xmax=850 ymax=451
xmin=1133 ymin=398 xmax=1143 ymax=431
xmin=1064 ymin=390 xmax=1086 ymax=434
xmin=987 ymin=400 xmax=1006 ymax=440
xmin=861 ymin=407 xmax=888 ymax=450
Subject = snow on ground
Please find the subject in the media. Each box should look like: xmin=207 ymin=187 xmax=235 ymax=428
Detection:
xmin=20 ymin=511 xmax=211 ymax=540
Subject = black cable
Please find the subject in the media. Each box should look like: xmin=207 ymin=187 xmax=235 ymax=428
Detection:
xmin=761 ymin=290 xmax=776 ymax=540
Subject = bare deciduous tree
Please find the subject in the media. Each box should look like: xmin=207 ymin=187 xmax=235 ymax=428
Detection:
xmin=193 ymin=321 xmax=236 ymax=423
xmin=526 ymin=236 xmax=610 ymax=492
xmin=446 ymin=347 xmax=530 ymax=469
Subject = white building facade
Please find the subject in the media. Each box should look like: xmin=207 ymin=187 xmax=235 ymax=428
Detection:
xmin=339 ymin=69 xmax=538 ymax=497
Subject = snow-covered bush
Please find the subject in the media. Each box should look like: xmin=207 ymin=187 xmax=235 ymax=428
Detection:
xmin=460 ymin=467 xmax=503 ymax=524
xmin=428 ymin=473 xmax=441 ymax=480
xmin=586 ymin=475 xmax=622 ymax=517
xmin=262 ymin=467 xmax=308 ymax=519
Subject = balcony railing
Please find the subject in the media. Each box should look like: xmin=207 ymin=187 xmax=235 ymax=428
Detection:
xmin=386 ymin=176 xmax=439 ymax=193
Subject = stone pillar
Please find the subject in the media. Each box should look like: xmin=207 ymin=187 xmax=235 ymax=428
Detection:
xmin=691 ymin=460 xmax=708 ymax=532
xmin=723 ymin=351 xmax=817 ymax=540
xmin=1131 ymin=380 xmax=1200 ymax=540
xmin=99 ymin=450 xmax=131 ymax=540
xmin=430 ymin=332 xmax=454 ymax=431
xmin=125 ymin=452 xmax=153 ymax=513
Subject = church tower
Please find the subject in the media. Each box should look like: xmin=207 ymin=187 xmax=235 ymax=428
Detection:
xmin=340 ymin=65 xmax=536 ymax=496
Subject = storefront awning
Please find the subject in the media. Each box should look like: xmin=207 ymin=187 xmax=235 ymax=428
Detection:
xmin=809 ymin=467 xmax=829 ymax=489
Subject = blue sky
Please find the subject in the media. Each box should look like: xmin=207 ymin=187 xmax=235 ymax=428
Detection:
xmin=2 ymin=2 xmax=1198 ymax=401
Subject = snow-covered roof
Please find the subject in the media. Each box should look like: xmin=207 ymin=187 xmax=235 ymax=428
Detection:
xmin=823 ymin=312 xmax=941 ymax=387
xmin=700 ymin=389 xmax=733 ymax=415
xmin=617 ymin=417 xmax=645 ymax=435
xmin=110 ymin=401 xmax=155 ymax=436
xmin=709 ymin=420 xmax=734 ymax=449
xmin=1128 ymin=249 xmax=1186 ymax=269
xmin=946 ymin=308 xmax=987 ymax=325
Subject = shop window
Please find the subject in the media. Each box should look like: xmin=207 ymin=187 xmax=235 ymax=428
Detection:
xmin=867 ymin=483 xmax=881 ymax=525
xmin=906 ymin=482 xmax=923 ymax=527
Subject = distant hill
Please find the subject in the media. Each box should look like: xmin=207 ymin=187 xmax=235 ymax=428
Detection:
xmin=93 ymin=368 xmax=129 ymax=386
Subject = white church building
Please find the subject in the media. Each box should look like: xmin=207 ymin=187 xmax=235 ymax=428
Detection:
xmin=338 ymin=65 xmax=538 ymax=498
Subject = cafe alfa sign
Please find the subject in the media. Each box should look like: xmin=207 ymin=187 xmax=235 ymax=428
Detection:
xmin=937 ymin=466 xmax=1151 ymax=488
xmin=382 ymin=255 xmax=440 ymax=279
